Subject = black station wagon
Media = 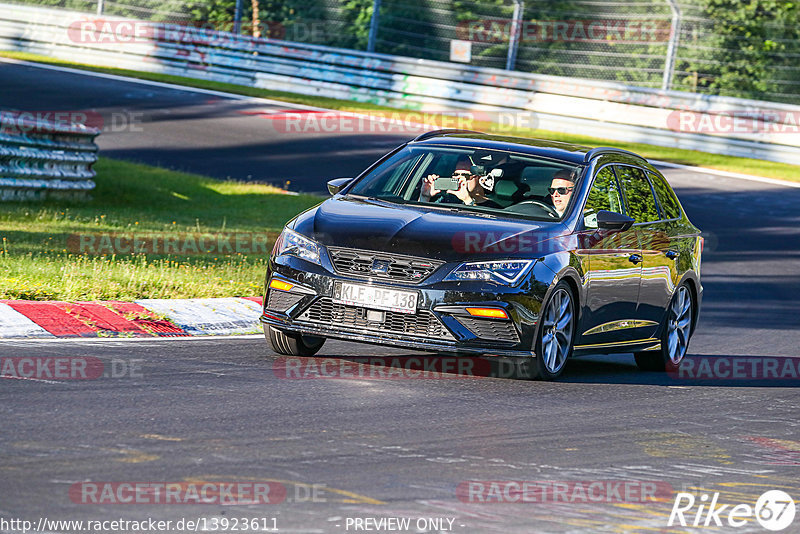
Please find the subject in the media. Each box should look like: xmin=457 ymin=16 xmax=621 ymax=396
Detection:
xmin=261 ymin=131 xmax=703 ymax=380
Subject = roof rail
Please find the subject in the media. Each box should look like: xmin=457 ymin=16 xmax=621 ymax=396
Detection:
xmin=412 ymin=129 xmax=481 ymax=142
xmin=583 ymin=147 xmax=647 ymax=163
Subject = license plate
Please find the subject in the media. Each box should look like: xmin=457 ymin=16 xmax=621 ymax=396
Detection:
xmin=332 ymin=282 xmax=418 ymax=314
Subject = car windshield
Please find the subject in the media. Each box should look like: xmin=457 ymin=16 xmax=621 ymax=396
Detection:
xmin=347 ymin=145 xmax=584 ymax=220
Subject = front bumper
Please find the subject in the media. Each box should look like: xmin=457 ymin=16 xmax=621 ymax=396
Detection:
xmin=260 ymin=315 xmax=535 ymax=358
xmin=261 ymin=254 xmax=556 ymax=358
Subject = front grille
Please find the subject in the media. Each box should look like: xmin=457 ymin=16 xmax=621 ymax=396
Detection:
xmin=298 ymin=298 xmax=451 ymax=339
xmin=455 ymin=316 xmax=520 ymax=344
xmin=328 ymin=247 xmax=443 ymax=284
xmin=266 ymin=290 xmax=304 ymax=312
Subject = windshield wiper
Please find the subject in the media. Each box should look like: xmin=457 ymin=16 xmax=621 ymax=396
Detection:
xmin=408 ymin=201 xmax=499 ymax=217
xmin=347 ymin=194 xmax=407 ymax=207
xmin=447 ymin=205 xmax=498 ymax=218
xmin=347 ymin=194 xmax=388 ymax=202
xmin=348 ymin=194 xmax=497 ymax=218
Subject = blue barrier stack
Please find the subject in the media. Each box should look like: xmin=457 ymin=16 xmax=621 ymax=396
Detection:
xmin=0 ymin=111 xmax=99 ymax=201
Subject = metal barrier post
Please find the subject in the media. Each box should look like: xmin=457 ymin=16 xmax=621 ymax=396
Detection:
xmin=233 ymin=0 xmax=242 ymax=35
xmin=505 ymin=0 xmax=523 ymax=71
xmin=662 ymin=0 xmax=681 ymax=91
xmin=367 ymin=0 xmax=381 ymax=53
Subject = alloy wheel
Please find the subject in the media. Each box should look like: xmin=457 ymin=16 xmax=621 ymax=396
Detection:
xmin=540 ymin=287 xmax=574 ymax=374
xmin=665 ymin=285 xmax=692 ymax=365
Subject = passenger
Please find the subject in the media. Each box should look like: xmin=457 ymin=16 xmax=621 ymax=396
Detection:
xmin=420 ymin=160 xmax=501 ymax=208
xmin=548 ymin=169 xmax=576 ymax=216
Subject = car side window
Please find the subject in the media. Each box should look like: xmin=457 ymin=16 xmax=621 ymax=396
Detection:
xmin=616 ymin=166 xmax=660 ymax=223
xmin=648 ymin=172 xmax=682 ymax=220
xmin=583 ymin=166 xmax=623 ymax=229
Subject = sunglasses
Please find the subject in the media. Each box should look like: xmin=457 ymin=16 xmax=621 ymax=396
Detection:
xmin=548 ymin=186 xmax=574 ymax=195
xmin=453 ymin=170 xmax=472 ymax=177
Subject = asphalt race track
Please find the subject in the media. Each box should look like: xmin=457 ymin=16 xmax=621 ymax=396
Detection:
xmin=2 ymin=61 xmax=800 ymax=533
xmin=0 ymin=60 xmax=412 ymax=192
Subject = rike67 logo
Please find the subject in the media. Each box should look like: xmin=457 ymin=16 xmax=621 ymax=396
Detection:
xmin=669 ymin=490 xmax=796 ymax=531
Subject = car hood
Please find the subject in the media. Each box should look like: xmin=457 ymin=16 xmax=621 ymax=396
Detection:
xmin=291 ymin=196 xmax=569 ymax=262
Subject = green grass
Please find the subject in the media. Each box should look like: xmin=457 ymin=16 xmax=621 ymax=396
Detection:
xmin=0 ymin=158 xmax=321 ymax=300
xmin=3 ymin=50 xmax=800 ymax=182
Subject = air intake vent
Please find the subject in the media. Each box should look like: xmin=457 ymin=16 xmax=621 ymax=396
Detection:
xmin=298 ymin=298 xmax=451 ymax=339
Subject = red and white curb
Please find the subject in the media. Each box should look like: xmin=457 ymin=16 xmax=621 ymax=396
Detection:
xmin=0 ymin=297 xmax=263 ymax=338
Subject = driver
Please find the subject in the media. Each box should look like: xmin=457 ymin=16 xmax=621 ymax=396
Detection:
xmin=548 ymin=170 xmax=576 ymax=216
xmin=420 ymin=160 xmax=501 ymax=208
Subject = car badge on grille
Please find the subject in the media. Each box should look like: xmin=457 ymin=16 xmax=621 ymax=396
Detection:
xmin=370 ymin=259 xmax=390 ymax=274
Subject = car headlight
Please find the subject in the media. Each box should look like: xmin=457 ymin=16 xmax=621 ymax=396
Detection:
xmin=443 ymin=259 xmax=534 ymax=285
xmin=274 ymin=228 xmax=321 ymax=264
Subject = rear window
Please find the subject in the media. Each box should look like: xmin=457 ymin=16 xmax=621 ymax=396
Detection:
xmin=615 ymin=165 xmax=660 ymax=223
xmin=648 ymin=172 xmax=682 ymax=220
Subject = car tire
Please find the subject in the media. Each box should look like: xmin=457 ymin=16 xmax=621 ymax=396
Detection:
xmin=264 ymin=324 xmax=325 ymax=357
xmin=634 ymin=284 xmax=694 ymax=372
xmin=519 ymin=281 xmax=577 ymax=380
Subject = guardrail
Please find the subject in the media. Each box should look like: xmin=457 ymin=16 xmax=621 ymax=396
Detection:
xmin=0 ymin=110 xmax=99 ymax=201
xmin=1 ymin=3 xmax=799 ymax=166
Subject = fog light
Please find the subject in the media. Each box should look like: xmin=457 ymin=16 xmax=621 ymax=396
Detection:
xmin=466 ymin=307 xmax=508 ymax=319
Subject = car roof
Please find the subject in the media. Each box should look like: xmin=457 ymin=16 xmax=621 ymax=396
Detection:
xmin=409 ymin=130 xmax=648 ymax=167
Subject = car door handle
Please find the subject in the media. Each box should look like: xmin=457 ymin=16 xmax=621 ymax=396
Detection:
xmin=665 ymin=250 xmax=680 ymax=260
xmin=628 ymin=254 xmax=643 ymax=264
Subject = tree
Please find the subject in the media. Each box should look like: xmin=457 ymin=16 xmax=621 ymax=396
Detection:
xmin=677 ymin=0 xmax=800 ymax=103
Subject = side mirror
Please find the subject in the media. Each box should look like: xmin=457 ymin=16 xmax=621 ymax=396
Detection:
xmin=597 ymin=210 xmax=635 ymax=231
xmin=327 ymin=177 xmax=353 ymax=196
